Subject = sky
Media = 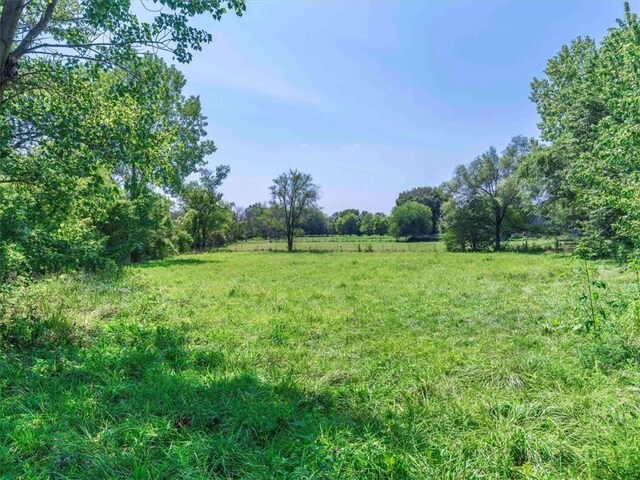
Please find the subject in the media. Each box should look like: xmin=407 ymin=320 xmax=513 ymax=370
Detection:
xmin=141 ymin=0 xmax=637 ymax=214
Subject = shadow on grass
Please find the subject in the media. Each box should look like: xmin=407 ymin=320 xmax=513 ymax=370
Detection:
xmin=0 ymin=322 xmax=407 ymax=478
xmin=136 ymin=257 xmax=222 ymax=269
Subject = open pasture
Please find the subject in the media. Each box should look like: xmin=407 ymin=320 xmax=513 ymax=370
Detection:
xmin=221 ymin=236 xmax=560 ymax=254
xmin=1 ymin=250 xmax=639 ymax=479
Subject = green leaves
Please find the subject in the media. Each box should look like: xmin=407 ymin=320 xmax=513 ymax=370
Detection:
xmin=529 ymin=4 xmax=640 ymax=258
xmin=269 ymin=170 xmax=320 ymax=251
xmin=0 ymin=54 xmax=218 ymax=277
xmin=389 ymin=201 xmax=432 ymax=239
xmin=180 ymin=166 xmax=232 ymax=250
xmin=444 ymin=136 xmax=536 ymax=251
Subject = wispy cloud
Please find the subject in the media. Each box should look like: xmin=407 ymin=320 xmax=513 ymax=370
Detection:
xmin=180 ymin=34 xmax=321 ymax=105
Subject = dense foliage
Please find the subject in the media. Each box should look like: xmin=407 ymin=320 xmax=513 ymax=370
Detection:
xmin=396 ymin=186 xmax=448 ymax=232
xmin=0 ymin=0 xmax=246 ymax=102
xmin=0 ymin=2 xmax=242 ymax=281
xmin=441 ymin=136 xmax=536 ymax=251
xmin=389 ymin=201 xmax=433 ymax=239
xmin=523 ymin=3 xmax=640 ymax=259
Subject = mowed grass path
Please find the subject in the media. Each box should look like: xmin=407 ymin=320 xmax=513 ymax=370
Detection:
xmin=2 ymin=251 xmax=640 ymax=478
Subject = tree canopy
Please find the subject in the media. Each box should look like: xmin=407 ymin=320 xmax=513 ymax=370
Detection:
xmin=269 ymin=169 xmax=319 ymax=252
xmin=0 ymin=1 xmax=241 ymax=280
xmin=444 ymin=136 xmax=536 ymax=251
xmin=0 ymin=0 xmax=246 ymax=102
xmin=396 ymin=186 xmax=448 ymax=232
xmin=525 ymin=2 xmax=640 ymax=258
xmin=390 ymin=201 xmax=433 ymax=239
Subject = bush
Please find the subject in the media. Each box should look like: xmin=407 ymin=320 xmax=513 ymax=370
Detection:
xmin=0 ymin=243 xmax=28 ymax=283
xmin=172 ymin=230 xmax=194 ymax=254
xmin=389 ymin=202 xmax=432 ymax=238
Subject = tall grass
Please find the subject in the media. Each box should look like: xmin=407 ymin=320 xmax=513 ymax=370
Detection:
xmin=1 ymin=251 xmax=640 ymax=478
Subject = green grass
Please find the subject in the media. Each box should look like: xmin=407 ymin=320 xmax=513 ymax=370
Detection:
xmin=223 ymin=235 xmax=570 ymax=254
xmin=2 ymin=250 xmax=640 ymax=478
xmin=222 ymin=236 xmax=441 ymax=253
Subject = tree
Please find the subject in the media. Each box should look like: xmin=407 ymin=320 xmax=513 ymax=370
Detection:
xmin=101 ymin=191 xmax=176 ymax=263
xmin=527 ymin=2 xmax=640 ymax=258
xmin=447 ymin=136 xmax=536 ymax=251
xmin=441 ymin=196 xmax=494 ymax=252
xmin=0 ymin=0 xmax=246 ymax=103
xmin=243 ymin=203 xmax=281 ymax=239
xmin=390 ymin=201 xmax=432 ymax=239
xmin=180 ymin=166 xmax=230 ymax=250
xmin=524 ymin=36 xmax=601 ymax=245
xmin=0 ymin=1 xmax=247 ymax=280
xmin=108 ymin=56 xmax=216 ymax=199
xmin=359 ymin=212 xmax=389 ymax=236
xmin=0 ymin=60 xmax=204 ymax=277
xmin=335 ymin=211 xmax=360 ymax=235
xmin=0 ymin=54 xmax=218 ymax=278
xmin=301 ymin=207 xmax=329 ymax=236
xmin=269 ymin=169 xmax=319 ymax=252
xmin=396 ymin=186 xmax=449 ymax=232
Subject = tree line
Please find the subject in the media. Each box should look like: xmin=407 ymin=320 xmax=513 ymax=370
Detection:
xmin=2 ymin=1 xmax=640 ymax=281
xmin=401 ymin=3 xmax=640 ymax=260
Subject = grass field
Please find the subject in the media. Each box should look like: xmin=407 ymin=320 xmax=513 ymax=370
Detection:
xmin=222 ymin=236 xmax=562 ymax=254
xmin=222 ymin=236 xmax=440 ymax=253
xmin=2 ymin=249 xmax=640 ymax=478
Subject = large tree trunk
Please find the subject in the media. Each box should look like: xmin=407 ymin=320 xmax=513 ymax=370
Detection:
xmin=0 ymin=1 xmax=25 ymax=103
xmin=495 ymin=220 xmax=501 ymax=251
xmin=287 ymin=233 xmax=293 ymax=252
xmin=0 ymin=0 xmax=59 ymax=104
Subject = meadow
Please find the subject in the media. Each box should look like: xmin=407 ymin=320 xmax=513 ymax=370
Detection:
xmin=1 ymin=246 xmax=640 ymax=479
xmin=222 ymin=236 xmax=562 ymax=254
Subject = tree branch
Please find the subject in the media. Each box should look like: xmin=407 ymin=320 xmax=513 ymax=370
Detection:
xmin=12 ymin=0 xmax=59 ymax=60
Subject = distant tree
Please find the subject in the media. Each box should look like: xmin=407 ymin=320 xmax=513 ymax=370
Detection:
xmin=331 ymin=208 xmax=359 ymax=221
xmin=227 ymin=205 xmax=247 ymax=242
xmin=335 ymin=211 xmax=360 ymax=235
xmin=390 ymin=201 xmax=432 ymax=239
xmin=301 ymin=207 xmax=329 ymax=236
xmin=243 ymin=203 xmax=281 ymax=239
xmin=180 ymin=165 xmax=231 ymax=250
xmin=326 ymin=216 xmax=337 ymax=235
xmin=270 ymin=169 xmax=319 ymax=252
xmin=396 ymin=186 xmax=449 ymax=231
xmin=447 ymin=136 xmax=536 ymax=251
xmin=440 ymin=196 xmax=494 ymax=252
xmin=360 ymin=212 xmax=389 ymax=235
xmin=373 ymin=214 xmax=390 ymax=235
xmin=359 ymin=212 xmax=374 ymax=235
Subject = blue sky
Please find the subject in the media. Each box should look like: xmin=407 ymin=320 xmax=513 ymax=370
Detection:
xmin=155 ymin=0 xmax=636 ymax=214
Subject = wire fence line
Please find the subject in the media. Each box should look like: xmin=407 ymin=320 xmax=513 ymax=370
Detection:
xmin=221 ymin=236 xmax=575 ymax=254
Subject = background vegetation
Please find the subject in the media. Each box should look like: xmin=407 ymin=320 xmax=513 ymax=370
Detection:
xmin=4 ymin=2 xmax=640 ymax=280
